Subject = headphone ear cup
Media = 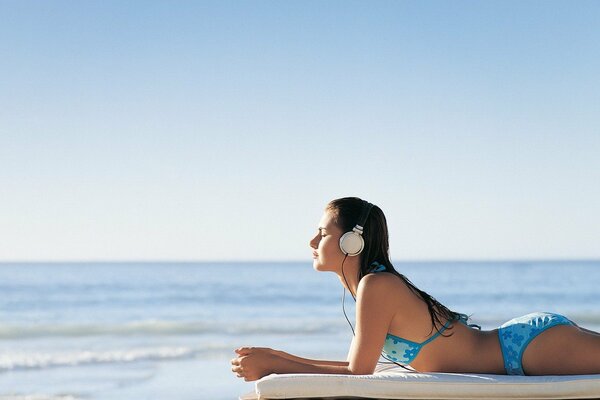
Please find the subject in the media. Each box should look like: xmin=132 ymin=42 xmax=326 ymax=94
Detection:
xmin=339 ymin=231 xmax=364 ymax=256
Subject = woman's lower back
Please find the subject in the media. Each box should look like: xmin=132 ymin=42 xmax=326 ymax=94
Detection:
xmin=416 ymin=313 xmax=600 ymax=376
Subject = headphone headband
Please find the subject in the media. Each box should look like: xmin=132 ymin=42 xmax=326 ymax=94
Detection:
xmin=355 ymin=200 xmax=373 ymax=231
xmin=339 ymin=199 xmax=374 ymax=256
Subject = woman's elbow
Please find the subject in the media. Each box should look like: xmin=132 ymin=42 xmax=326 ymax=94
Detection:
xmin=347 ymin=365 xmax=376 ymax=375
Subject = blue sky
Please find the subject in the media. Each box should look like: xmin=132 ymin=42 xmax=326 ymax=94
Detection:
xmin=1 ymin=1 xmax=599 ymax=261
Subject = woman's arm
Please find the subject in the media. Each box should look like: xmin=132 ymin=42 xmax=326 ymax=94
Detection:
xmin=272 ymin=349 xmax=349 ymax=367
xmin=232 ymin=274 xmax=399 ymax=381
xmin=232 ymin=347 xmax=352 ymax=381
xmin=271 ymin=354 xmax=351 ymax=374
xmin=235 ymin=347 xmax=348 ymax=367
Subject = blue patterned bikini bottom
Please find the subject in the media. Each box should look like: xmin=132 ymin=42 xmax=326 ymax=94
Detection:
xmin=498 ymin=312 xmax=576 ymax=375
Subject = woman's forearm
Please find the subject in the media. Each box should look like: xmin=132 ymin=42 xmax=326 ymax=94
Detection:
xmin=272 ymin=355 xmax=353 ymax=375
xmin=273 ymin=350 xmax=349 ymax=367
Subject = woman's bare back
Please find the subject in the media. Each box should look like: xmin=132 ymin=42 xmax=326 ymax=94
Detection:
xmin=382 ymin=273 xmax=600 ymax=375
xmin=384 ymin=274 xmax=505 ymax=373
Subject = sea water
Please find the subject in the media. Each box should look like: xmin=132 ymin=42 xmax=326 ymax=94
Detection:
xmin=0 ymin=261 xmax=599 ymax=400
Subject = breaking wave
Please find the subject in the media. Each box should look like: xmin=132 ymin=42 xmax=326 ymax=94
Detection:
xmin=0 ymin=318 xmax=341 ymax=340
xmin=0 ymin=346 xmax=196 ymax=372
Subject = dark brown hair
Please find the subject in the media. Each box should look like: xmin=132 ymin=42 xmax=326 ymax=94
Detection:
xmin=326 ymin=196 xmax=473 ymax=336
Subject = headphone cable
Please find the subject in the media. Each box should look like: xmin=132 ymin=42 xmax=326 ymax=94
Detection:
xmin=340 ymin=255 xmax=355 ymax=336
xmin=340 ymin=256 xmax=414 ymax=371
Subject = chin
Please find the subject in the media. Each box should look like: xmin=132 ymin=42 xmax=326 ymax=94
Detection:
xmin=312 ymin=259 xmax=323 ymax=271
xmin=313 ymin=260 xmax=332 ymax=272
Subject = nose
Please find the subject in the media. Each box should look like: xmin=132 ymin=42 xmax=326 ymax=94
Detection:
xmin=309 ymin=234 xmax=319 ymax=249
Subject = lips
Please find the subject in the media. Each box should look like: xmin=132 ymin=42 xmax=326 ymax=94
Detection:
xmin=312 ymin=251 xmax=318 ymax=258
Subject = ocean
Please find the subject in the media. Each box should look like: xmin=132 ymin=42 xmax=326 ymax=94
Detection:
xmin=0 ymin=261 xmax=599 ymax=400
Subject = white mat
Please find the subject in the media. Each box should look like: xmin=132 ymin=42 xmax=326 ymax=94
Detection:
xmin=250 ymin=364 xmax=600 ymax=399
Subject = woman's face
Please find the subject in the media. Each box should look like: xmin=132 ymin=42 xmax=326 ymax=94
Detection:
xmin=309 ymin=211 xmax=346 ymax=272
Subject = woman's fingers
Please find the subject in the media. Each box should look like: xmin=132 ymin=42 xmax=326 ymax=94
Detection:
xmin=235 ymin=346 xmax=252 ymax=355
xmin=231 ymin=365 xmax=243 ymax=373
xmin=232 ymin=364 xmax=245 ymax=379
xmin=231 ymin=355 xmax=255 ymax=380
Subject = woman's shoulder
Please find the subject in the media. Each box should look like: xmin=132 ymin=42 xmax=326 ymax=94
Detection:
xmin=357 ymin=272 xmax=414 ymax=299
xmin=356 ymin=272 xmax=417 ymax=322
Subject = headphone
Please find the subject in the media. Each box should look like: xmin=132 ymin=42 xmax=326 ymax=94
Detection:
xmin=339 ymin=200 xmax=374 ymax=256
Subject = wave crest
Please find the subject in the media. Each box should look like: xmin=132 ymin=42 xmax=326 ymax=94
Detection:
xmin=0 ymin=396 xmax=79 ymax=400
xmin=0 ymin=346 xmax=195 ymax=372
xmin=0 ymin=319 xmax=340 ymax=340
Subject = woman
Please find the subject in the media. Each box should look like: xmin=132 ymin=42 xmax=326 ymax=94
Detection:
xmin=231 ymin=197 xmax=600 ymax=382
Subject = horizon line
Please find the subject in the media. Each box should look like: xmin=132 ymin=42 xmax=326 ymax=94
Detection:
xmin=0 ymin=257 xmax=599 ymax=264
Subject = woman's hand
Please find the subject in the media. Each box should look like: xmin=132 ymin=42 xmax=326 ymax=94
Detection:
xmin=230 ymin=347 xmax=280 ymax=382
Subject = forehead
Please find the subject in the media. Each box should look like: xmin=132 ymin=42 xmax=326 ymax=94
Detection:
xmin=318 ymin=211 xmax=338 ymax=230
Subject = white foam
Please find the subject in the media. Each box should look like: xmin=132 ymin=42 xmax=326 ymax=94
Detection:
xmin=0 ymin=396 xmax=79 ymax=400
xmin=0 ymin=318 xmax=340 ymax=340
xmin=0 ymin=346 xmax=194 ymax=371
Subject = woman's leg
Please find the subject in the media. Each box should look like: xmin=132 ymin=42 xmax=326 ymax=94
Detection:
xmin=522 ymin=324 xmax=600 ymax=375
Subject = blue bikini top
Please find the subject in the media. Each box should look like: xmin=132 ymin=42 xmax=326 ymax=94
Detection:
xmin=367 ymin=261 xmax=477 ymax=365
xmin=383 ymin=317 xmax=462 ymax=364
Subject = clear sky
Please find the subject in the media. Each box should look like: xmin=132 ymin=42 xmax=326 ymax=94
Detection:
xmin=1 ymin=1 xmax=599 ymax=261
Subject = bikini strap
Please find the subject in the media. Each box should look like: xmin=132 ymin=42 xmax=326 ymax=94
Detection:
xmin=421 ymin=313 xmax=478 ymax=345
xmin=420 ymin=318 xmax=454 ymax=345
xmin=368 ymin=261 xmax=386 ymax=273
xmin=456 ymin=312 xmax=482 ymax=330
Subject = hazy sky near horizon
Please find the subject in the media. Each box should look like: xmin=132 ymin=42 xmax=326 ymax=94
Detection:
xmin=1 ymin=1 xmax=599 ymax=261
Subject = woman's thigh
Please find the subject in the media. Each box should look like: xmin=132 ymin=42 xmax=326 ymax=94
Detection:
xmin=522 ymin=325 xmax=600 ymax=375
